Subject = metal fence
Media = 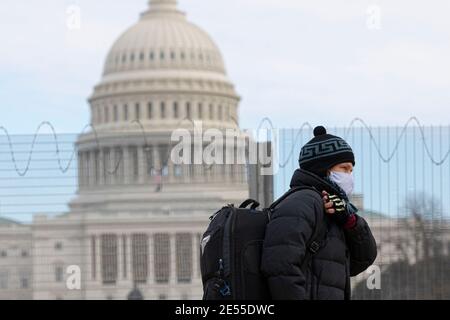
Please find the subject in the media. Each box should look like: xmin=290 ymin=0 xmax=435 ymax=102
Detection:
xmin=0 ymin=120 xmax=449 ymax=299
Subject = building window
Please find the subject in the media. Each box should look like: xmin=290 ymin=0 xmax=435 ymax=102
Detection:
xmin=20 ymin=277 xmax=29 ymax=289
xmin=104 ymin=106 xmax=109 ymax=123
xmin=198 ymin=103 xmax=203 ymax=119
xmin=154 ymin=234 xmax=170 ymax=283
xmin=186 ymin=102 xmax=191 ymax=119
xmin=97 ymin=106 xmax=102 ymax=124
xmin=91 ymin=236 xmax=96 ymax=280
xmin=173 ymin=102 xmax=179 ymax=119
xmin=218 ymin=105 xmax=223 ymax=121
xmin=148 ymin=103 xmax=153 ymax=119
xmin=55 ymin=265 xmax=64 ymax=282
xmin=145 ymin=146 xmax=154 ymax=176
xmin=21 ymin=250 xmax=28 ymax=258
xmin=114 ymin=148 xmax=124 ymax=183
xmin=124 ymin=104 xmax=129 ymax=121
xmin=132 ymin=234 xmax=148 ymax=284
xmin=149 ymin=52 xmax=154 ymax=60
xmin=159 ymin=145 xmax=169 ymax=169
xmin=139 ymin=52 xmax=144 ymax=61
xmin=135 ymin=103 xmax=140 ymax=120
xmin=0 ymin=250 xmax=7 ymax=258
xmin=160 ymin=51 xmax=165 ymax=60
xmin=101 ymin=234 xmax=118 ymax=285
xmin=122 ymin=235 xmax=127 ymax=279
xmin=130 ymin=53 xmax=135 ymax=62
xmin=103 ymin=148 xmax=111 ymax=185
xmin=55 ymin=242 xmax=63 ymax=250
xmin=160 ymin=102 xmax=166 ymax=119
xmin=209 ymin=104 xmax=214 ymax=120
xmin=181 ymin=52 xmax=185 ymax=60
xmin=130 ymin=147 xmax=139 ymax=181
xmin=0 ymin=271 xmax=8 ymax=289
xmin=171 ymin=51 xmax=175 ymax=60
xmin=113 ymin=105 xmax=118 ymax=122
xmin=85 ymin=152 xmax=90 ymax=186
xmin=122 ymin=54 xmax=126 ymax=63
xmin=158 ymin=294 xmax=167 ymax=300
xmin=94 ymin=150 xmax=100 ymax=185
xmin=176 ymin=233 xmax=192 ymax=283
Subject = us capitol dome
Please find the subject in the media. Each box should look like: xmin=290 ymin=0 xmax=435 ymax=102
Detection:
xmin=71 ymin=0 xmax=249 ymax=213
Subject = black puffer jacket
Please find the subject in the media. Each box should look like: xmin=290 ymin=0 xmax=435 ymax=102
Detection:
xmin=261 ymin=169 xmax=377 ymax=300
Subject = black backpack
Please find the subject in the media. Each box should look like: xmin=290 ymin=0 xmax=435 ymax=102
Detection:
xmin=200 ymin=186 xmax=328 ymax=300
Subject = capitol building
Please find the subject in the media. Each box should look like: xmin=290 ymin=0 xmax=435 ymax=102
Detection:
xmin=2 ymin=0 xmax=447 ymax=301
xmin=0 ymin=0 xmax=250 ymax=300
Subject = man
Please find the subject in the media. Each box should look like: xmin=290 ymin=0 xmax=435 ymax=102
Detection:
xmin=261 ymin=126 xmax=377 ymax=300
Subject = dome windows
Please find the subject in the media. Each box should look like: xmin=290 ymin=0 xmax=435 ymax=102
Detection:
xmin=135 ymin=103 xmax=141 ymax=120
xmin=160 ymin=102 xmax=166 ymax=119
xmin=148 ymin=102 xmax=153 ymax=119
xmin=113 ymin=105 xmax=118 ymax=122
xmin=209 ymin=104 xmax=214 ymax=120
xmin=186 ymin=102 xmax=192 ymax=119
xmin=198 ymin=103 xmax=203 ymax=119
xmin=218 ymin=105 xmax=223 ymax=121
xmin=107 ymin=47 xmax=224 ymax=72
xmin=93 ymin=98 xmax=233 ymax=125
xmin=104 ymin=106 xmax=109 ymax=123
xmin=124 ymin=104 xmax=129 ymax=121
xmin=173 ymin=102 xmax=179 ymax=119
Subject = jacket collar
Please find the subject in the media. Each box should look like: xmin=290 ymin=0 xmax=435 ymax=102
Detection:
xmin=289 ymin=168 xmax=343 ymax=196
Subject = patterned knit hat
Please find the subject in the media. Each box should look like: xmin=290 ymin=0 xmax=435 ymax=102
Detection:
xmin=298 ymin=126 xmax=355 ymax=177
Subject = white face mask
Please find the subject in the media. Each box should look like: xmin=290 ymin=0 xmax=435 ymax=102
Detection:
xmin=329 ymin=171 xmax=354 ymax=197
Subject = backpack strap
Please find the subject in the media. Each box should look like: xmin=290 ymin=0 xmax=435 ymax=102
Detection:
xmin=239 ymin=199 xmax=260 ymax=210
xmin=300 ymin=211 xmax=328 ymax=274
xmin=268 ymin=186 xmax=318 ymax=213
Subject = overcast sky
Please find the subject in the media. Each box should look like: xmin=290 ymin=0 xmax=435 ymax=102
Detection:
xmin=1 ymin=0 xmax=450 ymax=134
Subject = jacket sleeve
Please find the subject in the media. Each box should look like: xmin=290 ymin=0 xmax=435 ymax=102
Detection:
xmin=261 ymin=190 xmax=324 ymax=300
xmin=344 ymin=215 xmax=378 ymax=277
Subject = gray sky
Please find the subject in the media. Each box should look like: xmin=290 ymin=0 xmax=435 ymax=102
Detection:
xmin=1 ymin=0 xmax=450 ymax=134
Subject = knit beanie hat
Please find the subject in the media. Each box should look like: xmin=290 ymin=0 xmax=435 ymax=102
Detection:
xmin=298 ymin=126 xmax=355 ymax=177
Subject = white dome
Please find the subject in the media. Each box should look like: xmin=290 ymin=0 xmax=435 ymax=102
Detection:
xmin=103 ymin=0 xmax=226 ymax=76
